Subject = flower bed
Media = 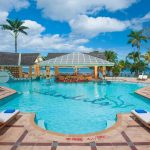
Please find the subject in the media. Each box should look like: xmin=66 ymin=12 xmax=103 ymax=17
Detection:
xmin=56 ymin=74 xmax=93 ymax=82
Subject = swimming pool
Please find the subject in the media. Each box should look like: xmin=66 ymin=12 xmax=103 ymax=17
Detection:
xmin=0 ymin=80 xmax=150 ymax=134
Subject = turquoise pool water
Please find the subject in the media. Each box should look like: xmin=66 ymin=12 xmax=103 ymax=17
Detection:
xmin=0 ymin=80 xmax=150 ymax=134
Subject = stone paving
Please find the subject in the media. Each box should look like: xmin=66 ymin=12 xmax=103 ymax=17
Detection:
xmin=0 ymin=86 xmax=16 ymax=100
xmin=0 ymin=113 xmax=150 ymax=150
xmin=106 ymin=77 xmax=150 ymax=84
xmin=135 ymin=86 xmax=150 ymax=99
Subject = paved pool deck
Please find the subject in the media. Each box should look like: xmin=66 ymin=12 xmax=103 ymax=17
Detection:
xmin=135 ymin=86 xmax=150 ymax=99
xmin=0 ymin=112 xmax=150 ymax=150
xmin=0 ymin=86 xmax=16 ymax=100
xmin=106 ymin=77 xmax=150 ymax=84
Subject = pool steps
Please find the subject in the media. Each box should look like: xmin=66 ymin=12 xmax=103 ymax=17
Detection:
xmin=106 ymin=120 xmax=116 ymax=128
xmin=37 ymin=120 xmax=46 ymax=130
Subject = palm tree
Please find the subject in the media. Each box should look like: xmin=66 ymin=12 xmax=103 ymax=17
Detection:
xmin=126 ymin=51 xmax=148 ymax=75
xmin=112 ymin=64 xmax=121 ymax=77
xmin=118 ymin=60 xmax=126 ymax=71
xmin=126 ymin=51 xmax=139 ymax=63
xmin=104 ymin=50 xmax=117 ymax=76
xmin=143 ymin=49 xmax=150 ymax=64
xmin=128 ymin=30 xmax=148 ymax=63
xmin=0 ymin=19 xmax=29 ymax=53
xmin=104 ymin=50 xmax=117 ymax=63
xmin=129 ymin=61 xmax=148 ymax=75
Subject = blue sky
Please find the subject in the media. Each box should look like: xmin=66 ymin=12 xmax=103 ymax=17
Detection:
xmin=0 ymin=0 xmax=150 ymax=59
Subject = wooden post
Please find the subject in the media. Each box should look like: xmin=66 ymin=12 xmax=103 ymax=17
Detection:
xmin=102 ymin=66 xmax=106 ymax=76
xmin=0 ymin=66 xmax=4 ymax=70
xmin=49 ymin=67 xmax=51 ymax=77
xmin=94 ymin=66 xmax=98 ymax=79
xmin=46 ymin=66 xmax=50 ymax=78
xmin=74 ymin=66 xmax=78 ymax=75
xmin=29 ymin=66 xmax=32 ymax=78
xmin=54 ymin=66 xmax=59 ymax=76
xmin=19 ymin=66 xmax=23 ymax=78
xmin=36 ymin=65 xmax=40 ymax=76
xmin=34 ymin=65 xmax=37 ymax=77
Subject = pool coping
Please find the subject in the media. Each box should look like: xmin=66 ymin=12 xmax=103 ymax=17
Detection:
xmin=29 ymin=113 xmax=124 ymax=137
xmin=106 ymin=77 xmax=150 ymax=84
xmin=0 ymin=86 xmax=16 ymax=100
xmin=135 ymin=86 xmax=150 ymax=99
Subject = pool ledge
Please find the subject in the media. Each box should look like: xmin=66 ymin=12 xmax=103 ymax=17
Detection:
xmin=0 ymin=86 xmax=16 ymax=100
xmin=26 ymin=113 xmax=131 ymax=142
xmin=1 ymin=112 xmax=150 ymax=148
xmin=135 ymin=86 xmax=150 ymax=99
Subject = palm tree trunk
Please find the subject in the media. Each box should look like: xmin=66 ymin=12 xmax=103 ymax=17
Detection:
xmin=138 ymin=47 xmax=140 ymax=63
xmin=15 ymin=34 xmax=17 ymax=53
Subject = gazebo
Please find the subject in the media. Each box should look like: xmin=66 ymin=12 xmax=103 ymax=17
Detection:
xmin=40 ymin=52 xmax=114 ymax=79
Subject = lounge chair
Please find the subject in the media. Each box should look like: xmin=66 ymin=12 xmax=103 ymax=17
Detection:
xmin=138 ymin=75 xmax=143 ymax=80
xmin=0 ymin=109 xmax=20 ymax=129
xmin=131 ymin=109 xmax=150 ymax=128
xmin=143 ymin=75 xmax=148 ymax=80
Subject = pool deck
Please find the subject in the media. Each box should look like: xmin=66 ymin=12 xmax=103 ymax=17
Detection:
xmin=0 ymin=86 xmax=16 ymax=100
xmin=135 ymin=86 xmax=150 ymax=99
xmin=0 ymin=112 xmax=150 ymax=150
xmin=106 ymin=77 xmax=150 ymax=84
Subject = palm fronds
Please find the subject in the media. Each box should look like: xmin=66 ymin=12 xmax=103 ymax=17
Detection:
xmin=0 ymin=19 xmax=29 ymax=53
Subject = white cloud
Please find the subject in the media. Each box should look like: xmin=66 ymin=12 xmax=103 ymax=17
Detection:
xmin=36 ymin=0 xmax=137 ymax=21
xmin=1 ymin=13 xmax=149 ymax=53
xmin=143 ymin=12 xmax=150 ymax=20
xmin=24 ymin=20 xmax=45 ymax=36
xmin=0 ymin=0 xmax=30 ymax=24
xmin=129 ymin=11 xmax=150 ymax=30
xmin=19 ymin=34 xmax=92 ymax=52
xmin=69 ymin=15 xmax=130 ymax=38
xmin=1 ymin=0 xmax=149 ymax=54
xmin=69 ymin=11 xmax=150 ymax=38
xmin=71 ymin=38 xmax=89 ymax=45
xmin=0 ymin=0 xmax=29 ymax=12
xmin=0 ymin=20 xmax=93 ymax=53
xmin=0 ymin=11 xmax=8 ymax=23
